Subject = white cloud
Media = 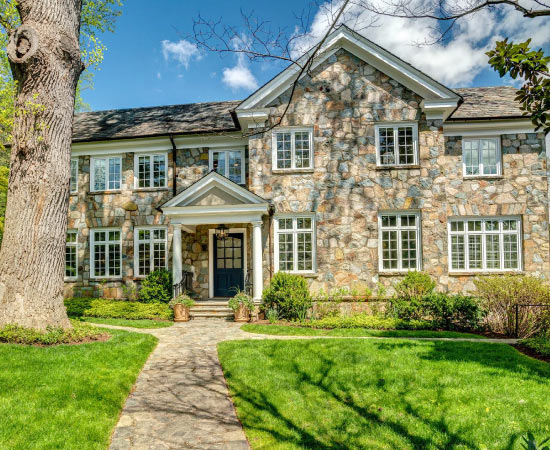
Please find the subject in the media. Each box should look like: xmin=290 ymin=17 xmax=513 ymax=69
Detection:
xmin=290 ymin=0 xmax=550 ymax=86
xmin=222 ymin=58 xmax=259 ymax=90
xmin=161 ymin=39 xmax=201 ymax=69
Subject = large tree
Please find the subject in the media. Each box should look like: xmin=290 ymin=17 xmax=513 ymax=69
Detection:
xmin=0 ymin=0 xmax=122 ymax=330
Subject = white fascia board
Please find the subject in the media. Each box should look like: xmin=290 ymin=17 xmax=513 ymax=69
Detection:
xmin=421 ymin=99 xmax=461 ymax=120
xmin=163 ymin=204 xmax=269 ymax=225
xmin=443 ymin=119 xmax=536 ymax=137
xmin=163 ymin=203 xmax=269 ymax=215
xmin=172 ymin=133 xmax=246 ymax=149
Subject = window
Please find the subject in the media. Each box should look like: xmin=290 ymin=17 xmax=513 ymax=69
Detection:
xmin=91 ymin=229 xmax=122 ymax=278
xmin=70 ymin=159 xmax=78 ymax=193
xmin=134 ymin=227 xmax=167 ymax=277
xmin=375 ymin=123 xmax=418 ymax=166
xmin=274 ymin=216 xmax=315 ymax=273
xmin=272 ymin=129 xmax=313 ymax=170
xmin=65 ymin=231 xmax=78 ymax=279
xmin=209 ymin=149 xmax=244 ymax=184
xmin=378 ymin=212 xmax=421 ymax=271
xmin=448 ymin=217 xmax=521 ymax=272
xmin=135 ymin=153 xmax=167 ymax=189
xmin=462 ymin=137 xmax=501 ymax=176
xmin=90 ymin=156 xmax=122 ymax=191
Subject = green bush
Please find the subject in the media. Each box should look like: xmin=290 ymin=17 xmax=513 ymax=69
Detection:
xmin=228 ymin=291 xmax=255 ymax=312
xmin=475 ymin=275 xmax=550 ymax=337
xmin=65 ymin=298 xmax=173 ymax=320
xmin=0 ymin=320 xmax=105 ymax=346
xmin=390 ymin=297 xmax=424 ymax=321
xmin=394 ymin=271 xmax=436 ymax=300
xmin=422 ymin=293 xmax=484 ymax=330
xmin=139 ymin=269 xmax=173 ymax=303
xmin=521 ymin=335 xmax=550 ymax=357
xmin=303 ymin=313 xmax=433 ymax=330
xmin=263 ymin=272 xmax=312 ymax=320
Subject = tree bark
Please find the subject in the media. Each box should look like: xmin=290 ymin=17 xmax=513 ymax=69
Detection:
xmin=0 ymin=0 xmax=83 ymax=330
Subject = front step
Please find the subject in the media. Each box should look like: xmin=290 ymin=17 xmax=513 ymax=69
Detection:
xmin=190 ymin=299 xmax=234 ymax=320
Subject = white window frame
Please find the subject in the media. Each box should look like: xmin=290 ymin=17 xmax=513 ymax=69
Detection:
xmin=273 ymin=214 xmax=316 ymax=274
xmin=90 ymin=155 xmax=122 ymax=192
xmin=65 ymin=230 xmax=78 ymax=281
xmin=208 ymin=148 xmax=245 ymax=184
xmin=133 ymin=226 xmax=168 ymax=278
xmin=378 ymin=211 xmax=422 ymax=272
xmin=448 ymin=217 xmax=522 ymax=273
xmin=462 ymin=137 xmax=502 ymax=178
xmin=375 ymin=122 xmax=419 ymax=167
xmin=271 ymin=128 xmax=314 ymax=170
xmin=90 ymin=228 xmax=122 ymax=279
xmin=70 ymin=158 xmax=78 ymax=194
xmin=133 ymin=152 xmax=168 ymax=189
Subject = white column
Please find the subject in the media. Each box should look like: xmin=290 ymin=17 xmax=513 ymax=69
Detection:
xmin=172 ymin=224 xmax=183 ymax=286
xmin=252 ymin=221 xmax=263 ymax=301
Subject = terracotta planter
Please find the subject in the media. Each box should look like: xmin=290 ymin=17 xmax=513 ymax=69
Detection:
xmin=173 ymin=304 xmax=190 ymax=322
xmin=234 ymin=304 xmax=250 ymax=322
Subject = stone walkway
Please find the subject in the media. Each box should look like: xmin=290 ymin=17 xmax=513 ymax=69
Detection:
xmin=107 ymin=320 xmax=517 ymax=450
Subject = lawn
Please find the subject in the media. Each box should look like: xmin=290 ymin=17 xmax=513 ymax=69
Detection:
xmin=218 ymin=339 xmax=550 ymax=449
xmin=242 ymin=324 xmax=486 ymax=339
xmin=0 ymin=329 xmax=157 ymax=449
xmin=81 ymin=317 xmax=173 ymax=329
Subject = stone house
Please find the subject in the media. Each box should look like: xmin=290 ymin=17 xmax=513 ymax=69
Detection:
xmin=66 ymin=25 xmax=550 ymax=301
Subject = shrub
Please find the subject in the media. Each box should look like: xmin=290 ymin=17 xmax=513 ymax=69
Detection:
xmin=64 ymin=297 xmax=93 ymax=317
xmin=169 ymin=294 xmax=195 ymax=308
xmin=521 ymin=335 xmax=550 ymax=358
xmin=390 ymin=297 xmax=424 ymax=321
xmin=263 ymin=272 xmax=312 ymax=320
xmin=303 ymin=313 xmax=433 ymax=330
xmin=475 ymin=275 xmax=550 ymax=337
xmin=422 ymin=293 xmax=484 ymax=330
xmin=0 ymin=320 xmax=106 ymax=346
xmin=228 ymin=291 xmax=255 ymax=312
xmin=394 ymin=271 xmax=435 ymax=300
xmin=139 ymin=269 xmax=173 ymax=303
xmin=266 ymin=308 xmax=279 ymax=324
xmin=65 ymin=298 xmax=173 ymax=320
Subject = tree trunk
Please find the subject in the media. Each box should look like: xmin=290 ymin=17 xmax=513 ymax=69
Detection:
xmin=0 ymin=0 xmax=83 ymax=330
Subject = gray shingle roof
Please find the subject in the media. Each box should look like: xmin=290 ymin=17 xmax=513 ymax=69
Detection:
xmin=72 ymin=100 xmax=241 ymax=142
xmin=449 ymin=86 xmax=525 ymax=120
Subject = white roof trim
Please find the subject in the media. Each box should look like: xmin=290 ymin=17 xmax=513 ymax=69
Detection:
xmin=443 ymin=119 xmax=537 ymax=137
xmin=238 ymin=26 xmax=459 ymax=111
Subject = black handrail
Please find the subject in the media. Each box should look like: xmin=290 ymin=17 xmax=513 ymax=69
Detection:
xmin=173 ymin=271 xmax=193 ymax=297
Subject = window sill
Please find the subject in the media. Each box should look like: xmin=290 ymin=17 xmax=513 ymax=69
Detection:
xmin=278 ymin=271 xmax=318 ymax=278
xmin=64 ymin=278 xmax=78 ymax=282
xmin=463 ymin=175 xmax=504 ymax=180
xmin=375 ymin=165 xmax=421 ymax=170
xmin=133 ymin=187 xmax=169 ymax=193
xmin=69 ymin=192 xmax=78 ymax=196
xmin=272 ymin=168 xmax=314 ymax=174
xmin=449 ymin=270 xmax=524 ymax=276
xmin=89 ymin=190 xmax=122 ymax=195
xmin=90 ymin=277 xmax=123 ymax=281
xmin=378 ymin=271 xmax=421 ymax=276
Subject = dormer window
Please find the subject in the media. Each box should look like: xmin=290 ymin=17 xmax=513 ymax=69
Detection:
xmin=272 ymin=128 xmax=313 ymax=170
xmin=375 ymin=123 xmax=418 ymax=167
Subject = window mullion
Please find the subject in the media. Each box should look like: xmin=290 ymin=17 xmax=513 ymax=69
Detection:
xmin=481 ymin=226 xmax=486 ymax=271
xmin=149 ymin=235 xmax=154 ymax=273
xmin=393 ymin=127 xmax=399 ymax=165
xmin=150 ymin=155 xmax=154 ymax=188
xmin=464 ymin=228 xmax=470 ymax=272
xmin=397 ymin=217 xmax=402 ymax=271
xmin=291 ymin=132 xmax=296 ymax=170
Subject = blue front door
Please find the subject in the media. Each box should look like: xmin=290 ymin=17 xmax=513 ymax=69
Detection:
xmin=213 ymin=233 xmax=244 ymax=297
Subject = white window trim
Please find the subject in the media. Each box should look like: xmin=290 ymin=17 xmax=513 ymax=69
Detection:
xmin=65 ymin=230 xmax=78 ymax=281
xmin=447 ymin=216 xmax=522 ymax=273
xmin=271 ymin=127 xmax=314 ymax=170
xmin=462 ymin=136 xmax=502 ymax=178
xmin=90 ymin=228 xmax=122 ymax=279
xmin=377 ymin=211 xmax=422 ymax=272
xmin=133 ymin=226 xmax=168 ymax=278
xmin=273 ymin=213 xmax=317 ymax=274
xmin=375 ymin=122 xmax=419 ymax=167
xmin=133 ymin=152 xmax=168 ymax=190
xmin=208 ymin=148 xmax=246 ymax=184
xmin=90 ymin=155 xmax=123 ymax=192
xmin=70 ymin=158 xmax=78 ymax=194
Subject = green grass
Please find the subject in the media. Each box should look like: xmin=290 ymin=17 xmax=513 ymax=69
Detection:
xmin=219 ymin=339 xmax=550 ymax=449
xmin=81 ymin=317 xmax=173 ymax=329
xmin=0 ymin=329 xmax=157 ymax=449
xmin=242 ymin=324 xmax=486 ymax=339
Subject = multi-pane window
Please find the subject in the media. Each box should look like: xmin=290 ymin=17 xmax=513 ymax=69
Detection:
xmin=448 ymin=217 xmax=521 ymax=272
xmin=275 ymin=216 xmax=315 ymax=273
xmin=209 ymin=149 xmax=244 ymax=184
xmin=379 ymin=212 xmax=421 ymax=271
xmin=91 ymin=229 xmax=121 ymax=278
xmin=462 ymin=138 xmax=501 ymax=176
xmin=136 ymin=154 xmax=167 ymax=188
xmin=70 ymin=159 xmax=78 ymax=193
xmin=91 ymin=156 xmax=122 ymax=191
xmin=272 ymin=129 xmax=313 ymax=170
xmin=65 ymin=231 xmax=78 ymax=279
xmin=135 ymin=228 xmax=167 ymax=276
xmin=375 ymin=123 xmax=418 ymax=166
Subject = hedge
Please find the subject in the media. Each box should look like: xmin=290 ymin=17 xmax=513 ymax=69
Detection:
xmin=301 ymin=313 xmax=433 ymax=330
xmin=0 ymin=320 xmax=105 ymax=345
xmin=64 ymin=298 xmax=173 ymax=321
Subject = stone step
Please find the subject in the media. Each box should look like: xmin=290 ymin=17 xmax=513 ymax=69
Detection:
xmin=192 ymin=301 xmax=230 ymax=307
xmin=190 ymin=311 xmax=234 ymax=319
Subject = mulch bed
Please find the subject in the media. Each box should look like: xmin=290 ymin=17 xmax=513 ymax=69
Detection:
xmin=512 ymin=344 xmax=550 ymax=363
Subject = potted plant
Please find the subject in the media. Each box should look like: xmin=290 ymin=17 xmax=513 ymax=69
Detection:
xmin=169 ymin=294 xmax=195 ymax=322
xmin=228 ymin=291 xmax=255 ymax=322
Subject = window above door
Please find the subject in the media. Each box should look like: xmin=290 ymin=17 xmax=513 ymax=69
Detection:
xmin=209 ymin=148 xmax=245 ymax=184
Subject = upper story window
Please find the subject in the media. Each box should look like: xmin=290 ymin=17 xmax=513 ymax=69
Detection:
xmin=274 ymin=215 xmax=316 ymax=273
xmin=375 ymin=123 xmax=418 ymax=167
xmin=209 ymin=149 xmax=245 ymax=184
xmin=91 ymin=229 xmax=121 ymax=278
xmin=70 ymin=159 xmax=78 ymax=194
xmin=65 ymin=230 xmax=78 ymax=280
xmin=135 ymin=153 xmax=167 ymax=189
xmin=134 ymin=227 xmax=167 ymax=277
xmin=462 ymin=137 xmax=501 ymax=177
xmin=448 ymin=217 xmax=521 ymax=272
xmin=272 ymin=128 xmax=313 ymax=170
xmin=378 ymin=212 xmax=421 ymax=271
xmin=90 ymin=156 xmax=121 ymax=192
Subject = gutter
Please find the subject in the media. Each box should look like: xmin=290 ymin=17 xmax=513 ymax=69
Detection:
xmin=169 ymin=134 xmax=177 ymax=197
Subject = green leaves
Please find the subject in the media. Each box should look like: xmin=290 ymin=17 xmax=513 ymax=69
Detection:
xmin=521 ymin=432 xmax=550 ymax=450
xmin=487 ymin=39 xmax=550 ymax=134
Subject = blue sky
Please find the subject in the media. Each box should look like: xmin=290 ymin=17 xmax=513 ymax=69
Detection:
xmin=82 ymin=0 xmax=550 ymax=111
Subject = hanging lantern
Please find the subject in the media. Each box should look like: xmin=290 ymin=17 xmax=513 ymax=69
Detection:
xmin=215 ymin=224 xmax=229 ymax=240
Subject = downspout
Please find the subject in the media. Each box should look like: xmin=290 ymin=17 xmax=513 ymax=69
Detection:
xmin=169 ymin=134 xmax=177 ymax=198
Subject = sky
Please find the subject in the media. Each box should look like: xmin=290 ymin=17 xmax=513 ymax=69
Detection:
xmin=82 ymin=0 xmax=550 ymax=112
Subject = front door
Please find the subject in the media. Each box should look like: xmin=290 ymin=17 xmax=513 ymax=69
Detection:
xmin=213 ymin=233 xmax=244 ymax=297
